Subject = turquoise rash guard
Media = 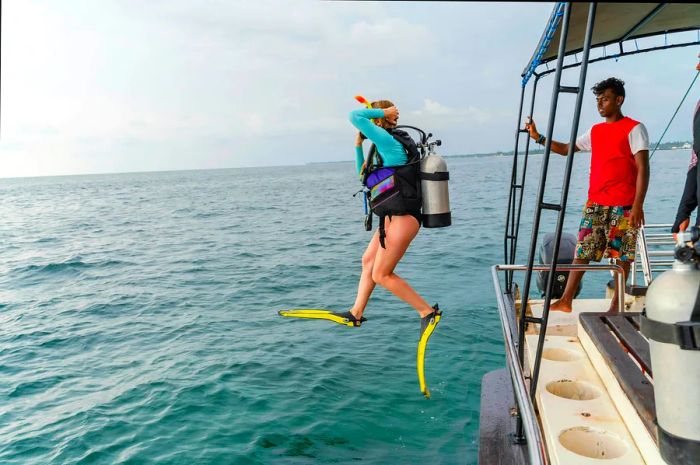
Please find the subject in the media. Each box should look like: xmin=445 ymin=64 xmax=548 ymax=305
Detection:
xmin=349 ymin=108 xmax=407 ymax=175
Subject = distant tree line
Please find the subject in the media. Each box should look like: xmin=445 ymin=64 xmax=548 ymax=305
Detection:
xmin=652 ymin=140 xmax=692 ymax=150
xmin=449 ymin=140 xmax=692 ymax=158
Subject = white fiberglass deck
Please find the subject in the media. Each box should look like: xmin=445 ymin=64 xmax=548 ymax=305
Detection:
xmin=525 ymin=334 xmax=645 ymax=464
xmin=526 ymin=298 xmax=634 ymax=336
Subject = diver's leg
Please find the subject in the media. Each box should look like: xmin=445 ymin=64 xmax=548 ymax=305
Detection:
xmin=349 ymin=231 xmax=380 ymax=319
xmin=371 ymin=215 xmax=434 ymax=317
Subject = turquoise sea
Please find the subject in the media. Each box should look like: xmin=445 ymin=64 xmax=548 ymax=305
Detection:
xmin=0 ymin=149 xmax=691 ymax=464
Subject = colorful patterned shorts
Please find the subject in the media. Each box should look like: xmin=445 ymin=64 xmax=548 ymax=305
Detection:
xmin=575 ymin=200 xmax=638 ymax=262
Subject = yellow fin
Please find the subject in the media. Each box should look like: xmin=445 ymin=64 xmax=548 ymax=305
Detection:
xmin=417 ymin=312 xmax=442 ymax=399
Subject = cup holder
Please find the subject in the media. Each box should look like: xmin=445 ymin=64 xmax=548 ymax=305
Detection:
xmin=542 ymin=347 xmax=582 ymax=362
xmin=559 ymin=427 xmax=628 ymax=459
xmin=546 ymin=380 xmax=601 ymax=400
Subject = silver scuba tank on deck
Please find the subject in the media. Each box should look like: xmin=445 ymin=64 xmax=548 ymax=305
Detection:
xmin=420 ymin=152 xmax=451 ymax=228
xmin=641 ymin=228 xmax=700 ymax=465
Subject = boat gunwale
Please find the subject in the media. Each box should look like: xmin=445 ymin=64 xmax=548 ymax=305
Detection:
xmin=491 ymin=263 xmax=626 ymax=465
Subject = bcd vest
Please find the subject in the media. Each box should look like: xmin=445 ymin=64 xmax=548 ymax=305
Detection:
xmin=362 ymin=128 xmax=422 ymax=248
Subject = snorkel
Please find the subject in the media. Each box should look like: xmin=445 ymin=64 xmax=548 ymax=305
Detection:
xmin=354 ymin=95 xmax=372 ymax=108
xmin=355 ymin=95 xmax=375 ymax=123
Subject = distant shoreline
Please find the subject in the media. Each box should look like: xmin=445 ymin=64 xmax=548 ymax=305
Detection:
xmin=1 ymin=143 xmax=692 ymax=180
xmin=307 ymin=140 xmax=693 ymax=164
xmin=444 ymin=140 xmax=692 ymax=159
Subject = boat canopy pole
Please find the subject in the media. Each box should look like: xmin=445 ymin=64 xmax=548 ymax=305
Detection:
xmin=514 ymin=1 xmax=598 ymax=439
xmin=516 ymin=0 xmax=574 ymax=370
xmin=536 ymin=41 xmax=700 ymax=79
xmin=504 ymin=85 xmax=527 ymax=283
xmin=510 ymin=75 xmax=540 ymax=281
xmin=529 ymin=1 xmax=598 ymax=405
xmin=505 ymin=76 xmax=540 ymax=293
xmin=511 ymin=77 xmax=539 ymax=285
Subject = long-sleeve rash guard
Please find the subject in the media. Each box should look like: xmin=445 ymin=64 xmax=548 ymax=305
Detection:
xmin=349 ymin=108 xmax=407 ymax=175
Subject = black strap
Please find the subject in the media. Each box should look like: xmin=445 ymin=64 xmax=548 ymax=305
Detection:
xmin=387 ymin=128 xmax=420 ymax=163
xmin=641 ymin=316 xmax=700 ymax=350
xmin=420 ymin=171 xmax=449 ymax=181
xmin=379 ymin=215 xmax=386 ymax=249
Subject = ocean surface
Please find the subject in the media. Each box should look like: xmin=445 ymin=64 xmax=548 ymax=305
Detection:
xmin=0 ymin=149 xmax=691 ymax=465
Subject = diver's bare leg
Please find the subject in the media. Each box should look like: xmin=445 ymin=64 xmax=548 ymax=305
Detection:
xmin=349 ymin=231 xmax=380 ymax=319
xmin=372 ymin=216 xmax=434 ymax=317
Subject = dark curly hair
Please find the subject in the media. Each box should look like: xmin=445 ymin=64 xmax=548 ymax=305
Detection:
xmin=591 ymin=77 xmax=625 ymax=98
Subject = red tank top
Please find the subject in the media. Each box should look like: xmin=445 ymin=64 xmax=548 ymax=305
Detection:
xmin=588 ymin=116 xmax=640 ymax=206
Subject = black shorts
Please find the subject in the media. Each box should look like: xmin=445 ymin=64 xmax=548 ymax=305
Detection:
xmin=388 ymin=211 xmax=422 ymax=227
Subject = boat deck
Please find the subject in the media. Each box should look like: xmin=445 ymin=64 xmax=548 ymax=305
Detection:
xmin=482 ymin=296 xmax=666 ymax=464
xmin=478 ymin=369 xmax=529 ymax=465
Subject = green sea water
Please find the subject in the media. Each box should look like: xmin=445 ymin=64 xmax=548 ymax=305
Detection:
xmin=0 ymin=149 xmax=691 ymax=464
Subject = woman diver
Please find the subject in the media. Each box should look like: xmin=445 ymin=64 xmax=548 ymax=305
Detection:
xmin=342 ymin=100 xmax=441 ymax=339
xmin=279 ymin=100 xmax=443 ymax=397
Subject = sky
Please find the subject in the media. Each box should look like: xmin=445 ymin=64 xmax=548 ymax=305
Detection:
xmin=1 ymin=1 xmax=698 ymax=178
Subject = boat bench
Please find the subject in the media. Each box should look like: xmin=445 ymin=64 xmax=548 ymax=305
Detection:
xmin=578 ymin=312 xmax=656 ymax=440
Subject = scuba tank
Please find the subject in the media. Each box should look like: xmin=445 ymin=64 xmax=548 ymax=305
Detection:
xmin=641 ymin=227 xmax=700 ymax=465
xmin=361 ymin=125 xmax=450 ymax=246
xmin=420 ymin=143 xmax=451 ymax=228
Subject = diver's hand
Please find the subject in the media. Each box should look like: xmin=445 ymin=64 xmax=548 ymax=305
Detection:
xmin=383 ymin=106 xmax=399 ymax=124
xmin=524 ymin=116 xmax=539 ymax=141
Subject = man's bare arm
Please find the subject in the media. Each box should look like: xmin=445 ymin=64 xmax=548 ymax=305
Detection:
xmin=524 ymin=117 xmax=580 ymax=156
xmin=630 ymin=149 xmax=650 ymax=228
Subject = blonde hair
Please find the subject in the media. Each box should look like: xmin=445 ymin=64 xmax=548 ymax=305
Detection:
xmin=371 ymin=100 xmax=396 ymax=128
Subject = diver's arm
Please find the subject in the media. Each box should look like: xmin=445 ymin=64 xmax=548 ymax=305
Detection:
xmin=349 ymin=108 xmax=396 ymax=148
xmin=355 ymin=145 xmax=365 ymax=175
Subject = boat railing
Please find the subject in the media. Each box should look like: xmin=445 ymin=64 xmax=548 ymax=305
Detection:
xmin=631 ymin=223 xmax=676 ymax=287
xmin=491 ymin=263 xmax=626 ymax=465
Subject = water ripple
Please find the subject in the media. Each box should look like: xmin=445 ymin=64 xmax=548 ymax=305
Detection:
xmin=0 ymin=152 xmax=689 ymax=465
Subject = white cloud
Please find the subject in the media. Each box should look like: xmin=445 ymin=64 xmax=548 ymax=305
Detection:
xmin=0 ymin=1 xmax=690 ymax=177
xmin=346 ymin=18 xmax=436 ymax=66
xmin=408 ymin=99 xmax=503 ymax=127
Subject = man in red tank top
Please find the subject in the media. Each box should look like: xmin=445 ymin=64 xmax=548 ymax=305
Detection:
xmin=525 ymin=77 xmax=650 ymax=313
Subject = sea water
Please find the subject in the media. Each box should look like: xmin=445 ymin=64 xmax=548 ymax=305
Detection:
xmin=0 ymin=150 xmax=691 ymax=464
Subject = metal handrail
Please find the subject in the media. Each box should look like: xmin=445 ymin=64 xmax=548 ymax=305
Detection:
xmin=492 ymin=266 xmax=548 ymax=465
xmin=498 ymin=263 xmax=626 ymax=312
xmin=636 ymin=225 xmax=653 ymax=286
xmin=647 ymin=251 xmax=674 ymax=256
xmin=632 ymin=223 xmax=676 ymax=286
xmin=491 ymin=262 xmax=626 ymax=465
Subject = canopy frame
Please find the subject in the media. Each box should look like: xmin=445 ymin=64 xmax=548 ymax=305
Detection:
xmin=501 ymin=3 xmax=700 ymax=463
xmin=522 ymin=2 xmax=700 ymax=86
